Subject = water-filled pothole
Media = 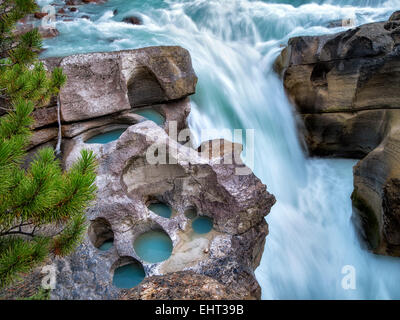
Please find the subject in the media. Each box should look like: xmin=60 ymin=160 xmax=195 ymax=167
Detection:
xmin=88 ymin=218 xmax=114 ymax=251
xmin=134 ymin=109 xmax=165 ymax=126
xmin=85 ymin=128 xmax=126 ymax=144
xmin=134 ymin=230 xmax=173 ymax=263
xmin=99 ymin=240 xmax=113 ymax=251
xmin=148 ymin=203 xmax=172 ymax=219
xmin=192 ymin=216 xmax=213 ymax=234
xmin=184 ymin=208 xmax=197 ymax=220
xmin=112 ymin=258 xmax=145 ymax=289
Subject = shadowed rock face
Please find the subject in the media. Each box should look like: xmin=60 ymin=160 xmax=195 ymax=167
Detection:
xmin=276 ymin=11 xmax=400 ymax=256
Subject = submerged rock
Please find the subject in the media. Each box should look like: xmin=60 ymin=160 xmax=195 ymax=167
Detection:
xmin=327 ymin=18 xmax=355 ymax=28
xmin=65 ymin=0 xmax=105 ymax=5
xmin=38 ymin=27 xmax=60 ymax=39
xmin=122 ymin=16 xmax=142 ymax=25
xmin=82 ymin=0 xmax=104 ymax=3
xmin=276 ymin=12 xmax=400 ymax=256
xmin=33 ymin=12 xmax=48 ymax=19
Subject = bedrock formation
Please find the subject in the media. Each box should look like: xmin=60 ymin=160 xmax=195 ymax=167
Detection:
xmin=31 ymin=46 xmax=275 ymax=299
xmin=275 ymin=11 xmax=400 ymax=257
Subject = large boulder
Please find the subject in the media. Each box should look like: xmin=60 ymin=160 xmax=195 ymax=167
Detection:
xmin=26 ymin=47 xmax=276 ymax=300
xmin=51 ymin=121 xmax=275 ymax=299
xmin=119 ymin=271 xmax=243 ymax=300
xmin=276 ymin=13 xmax=400 ymax=256
xmin=24 ymin=47 xmax=197 ymax=150
xmin=43 ymin=47 xmax=197 ymax=122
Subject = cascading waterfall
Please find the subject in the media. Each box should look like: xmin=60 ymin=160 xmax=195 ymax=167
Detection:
xmin=55 ymin=95 xmax=62 ymax=155
xmin=40 ymin=0 xmax=400 ymax=299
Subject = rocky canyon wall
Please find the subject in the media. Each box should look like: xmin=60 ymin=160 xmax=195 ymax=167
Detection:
xmin=275 ymin=12 xmax=400 ymax=257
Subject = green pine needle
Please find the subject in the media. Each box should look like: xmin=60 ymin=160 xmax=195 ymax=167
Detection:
xmin=0 ymin=0 xmax=97 ymax=292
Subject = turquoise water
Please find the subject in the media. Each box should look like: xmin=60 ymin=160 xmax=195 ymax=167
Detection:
xmin=134 ymin=230 xmax=173 ymax=263
xmin=192 ymin=216 xmax=213 ymax=234
xmin=98 ymin=240 xmax=113 ymax=251
xmin=85 ymin=128 xmax=126 ymax=144
xmin=148 ymin=203 xmax=172 ymax=219
xmin=134 ymin=109 xmax=165 ymax=126
xmin=40 ymin=0 xmax=400 ymax=299
xmin=112 ymin=262 xmax=145 ymax=288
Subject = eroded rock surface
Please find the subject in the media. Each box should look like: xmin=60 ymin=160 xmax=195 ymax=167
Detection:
xmin=27 ymin=47 xmax=277 ymax=300
xmin=276 ymin=12 xmax=400 ymax=256
xmin=42 ymin=46 xmax=197 ymax=123
xmin=119 ymin=271 xmax=244 ymax=300
xmin=26 ymin=46 xmax=196 ymax=150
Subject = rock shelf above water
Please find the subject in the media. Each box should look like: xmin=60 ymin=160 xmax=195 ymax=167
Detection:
xmin=26 ymin=46 xmax=193 ymax=159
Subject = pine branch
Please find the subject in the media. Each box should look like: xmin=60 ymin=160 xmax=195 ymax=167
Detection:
xmin=51 ymin=213 xmax=87 ymax=256
xmin=0 ymin=0 xmax=97 ymax=292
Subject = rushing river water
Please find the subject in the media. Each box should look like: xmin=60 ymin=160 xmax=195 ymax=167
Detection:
xmin=40 ymin=0 xmax=400 ymax=299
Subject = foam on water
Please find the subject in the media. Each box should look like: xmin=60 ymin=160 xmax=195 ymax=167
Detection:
xmin=42 ymin=0 xmax=400 ymax=299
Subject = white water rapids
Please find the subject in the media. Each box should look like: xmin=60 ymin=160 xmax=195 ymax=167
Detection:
xmin=39 ymin=0 xmax=400 ymax=299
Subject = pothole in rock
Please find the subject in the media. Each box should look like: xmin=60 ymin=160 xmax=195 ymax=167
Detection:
xmin=112 ymin=257 xmax=145 ymax=289
xmin=148 ymin=202 xmax=173 ymax=219
xmin=88 ymin=217 xmax=114 ymax=252
xmin=99 ymin=239 xmax=113 ymax=251
xmin=85 ymin=128 xmax=127 ymax=144
xmin=192 ymin=216 xmax=214 ymax=234
xmin=134 ymin=229 xmax=173 ymax=263
xmin=133 ymin=108 xmax=165 ymax=126
xmin=184 ymin=208 xmax=197 ymax=220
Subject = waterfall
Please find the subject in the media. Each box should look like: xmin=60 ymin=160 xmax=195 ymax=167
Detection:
xmin=40 ymin=0 xmax=400 ymax=299
xmin=55 ymin=95 xmax=62 ymax=155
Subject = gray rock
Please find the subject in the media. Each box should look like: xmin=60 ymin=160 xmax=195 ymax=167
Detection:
xmin=51 ymin=121 xmax=275 ymax=300
xmin=13 ymin=46 xmax=275 ymax=299
xmin=25 ymin=47 xmax=197 ymax=150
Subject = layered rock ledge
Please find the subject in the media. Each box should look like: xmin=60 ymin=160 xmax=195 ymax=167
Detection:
xmin=275 ymin=12 xmax=400 ymax=256
xmin=20 ymin=46 xmax=276 ymax=299
xmin=27 ymin=46 xmax=196 ymax=154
